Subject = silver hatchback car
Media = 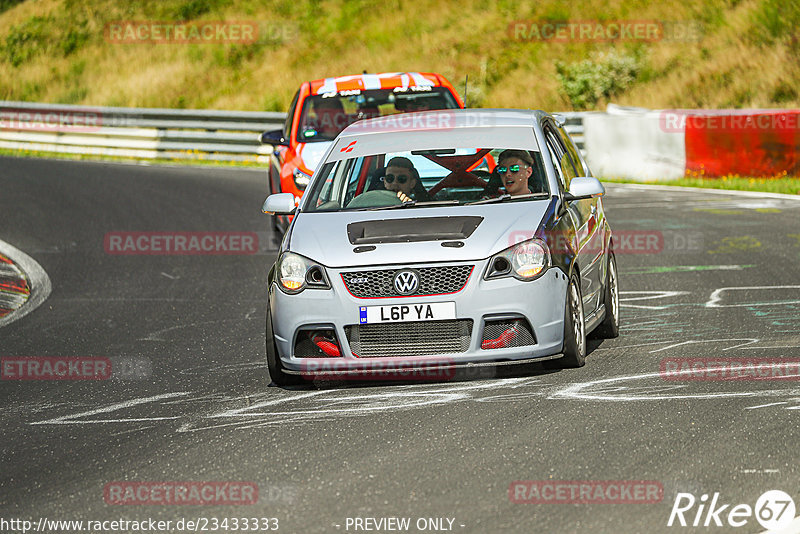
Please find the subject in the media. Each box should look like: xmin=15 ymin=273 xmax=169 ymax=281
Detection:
xmin=262 ymin=109 xmax=619 ymax=385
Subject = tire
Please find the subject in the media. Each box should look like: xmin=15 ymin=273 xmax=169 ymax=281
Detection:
xmin=555 ymin=273 xmax=587 ymax=368
xmin=265 ymin=305 xmax=302 ymax=386
xmin=595 ymin=251 xmax=620 ymax=338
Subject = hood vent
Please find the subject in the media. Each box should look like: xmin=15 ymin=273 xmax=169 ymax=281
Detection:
xmin=347 ymin=216 xmax=483 ymax=245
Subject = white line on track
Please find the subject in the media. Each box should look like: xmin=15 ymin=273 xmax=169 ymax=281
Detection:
xmin=551 ymin=366 xmax=798 ymax=402
xmin=30 ymin=392 xmax=192 ymax=425
xmin=746 ymin=402 xmax=789 ymax=410
xmin=706 ymin=286 xmax=800 ymax=308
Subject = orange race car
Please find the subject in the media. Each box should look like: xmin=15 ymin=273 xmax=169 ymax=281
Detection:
xmin=259 ymin=72 xmax=466 ymax=233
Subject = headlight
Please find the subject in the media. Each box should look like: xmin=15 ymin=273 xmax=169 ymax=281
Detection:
xmin=292 ymin=168 xmax=311 ymax=189
xmin=511 ymin=241 xmax=548 ymax=278
xmin=485 ymin=239 xmax=549 ymax=281
xmin=276 ymin=252 xmax=331 ymax=294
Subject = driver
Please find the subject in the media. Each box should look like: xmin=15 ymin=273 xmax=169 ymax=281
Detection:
xmin=382 ymin=156 xmax=423 ymax=203
xmin=312 ymin=98 xmax=347 ymax=137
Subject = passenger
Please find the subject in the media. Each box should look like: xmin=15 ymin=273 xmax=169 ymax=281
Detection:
xmin=496 ymin=149 xmax=535 ymax=196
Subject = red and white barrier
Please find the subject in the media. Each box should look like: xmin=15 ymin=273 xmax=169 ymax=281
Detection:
xmin=681 ymin=109 xmax=800 ymax=177
xmin=584 ymin=104 xmax=800 ymax=179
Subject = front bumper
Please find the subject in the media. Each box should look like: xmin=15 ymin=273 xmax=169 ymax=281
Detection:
xmin=269 ymin=259 xmax=569 ymax=373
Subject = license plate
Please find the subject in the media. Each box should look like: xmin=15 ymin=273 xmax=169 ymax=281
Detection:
xmin=359 ymin=302 xmax=456 ymax=324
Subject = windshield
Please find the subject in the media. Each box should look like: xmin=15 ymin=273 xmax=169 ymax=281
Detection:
xmin=303 ymin=148 xmax=549 ymax=212
xmin=296 ymin=87 xmax=459 ymax=143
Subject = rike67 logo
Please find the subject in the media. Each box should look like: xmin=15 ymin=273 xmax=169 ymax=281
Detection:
xmin=668 ymin=490 xmax=796 ymax=530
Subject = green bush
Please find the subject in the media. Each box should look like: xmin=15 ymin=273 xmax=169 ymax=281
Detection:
xmin=2 ymin=14 xmax=88 ymax=66
xmin=3 ymin=16 xmax=51 ymax=67
xmin=555 ymin=50 xmax=643 ymax=110
xmin=60 ymin=26 xmax=89 ymax=56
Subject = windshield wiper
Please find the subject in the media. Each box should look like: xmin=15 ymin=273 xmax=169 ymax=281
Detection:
xmin=362 ymin=199 xmax=460 ymax=211
xmin=466 ymin=193 xmax=550 ymax=205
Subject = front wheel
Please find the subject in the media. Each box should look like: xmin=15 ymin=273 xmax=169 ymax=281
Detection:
xmin=266 ymin=306 xmax=302 ymax=386
xmin=555 ymin=274 xmax=587 ymax=368
xmin=595 ymin=251 xmax=620 ymax=338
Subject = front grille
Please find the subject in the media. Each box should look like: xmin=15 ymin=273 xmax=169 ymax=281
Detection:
xmin=481 ymin=318 xmax=536 ymax=349
xmin=341 ymin=265 xmax=473 ymax=298
xmin=345 ymin=320 xmax=473 ymax=357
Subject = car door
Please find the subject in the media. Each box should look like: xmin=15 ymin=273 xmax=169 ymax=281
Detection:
xmin=543 ymin=121 xmax=603 ymax=313
xmin=557 ymin=122 xmax=609 ymax=310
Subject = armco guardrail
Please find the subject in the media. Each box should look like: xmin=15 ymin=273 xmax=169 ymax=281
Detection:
xmin=0 ymin=101 xmax=587 ymax=163
xmin=0 ymin=101 xmax=285 ymax=162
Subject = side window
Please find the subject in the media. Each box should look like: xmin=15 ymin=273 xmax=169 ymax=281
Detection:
xmin=313 ymin=163 xmax=337 ymax=205
xmin=313 ymin=160 xmax=352 ymax=208
xmin=283 ymin=90 xmax=300 ymax=140
xmin=545 ymin=139 xmax=567 ymax=192
xmin=544 ymin=125 xmax=578 ymax=189
xmin=557 ymin=125 xmax=588 ymax=177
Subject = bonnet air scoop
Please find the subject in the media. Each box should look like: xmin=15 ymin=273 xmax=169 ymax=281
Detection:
xmin=346 ymin=216 xmax=483 ymax=245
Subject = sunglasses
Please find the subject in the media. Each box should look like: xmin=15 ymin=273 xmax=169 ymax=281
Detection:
xmin=384 ymin=173 xmax=409 ymax=184
xmin=497 ymin=164 xmax=524 ymax=174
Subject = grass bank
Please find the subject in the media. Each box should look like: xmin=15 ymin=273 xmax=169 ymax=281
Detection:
xmin=1 ymin=0 xmax=799 ymax=112
xmin=602 ymin=175 xmax=800 ymax=195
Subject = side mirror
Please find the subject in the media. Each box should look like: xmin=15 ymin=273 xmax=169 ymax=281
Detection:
xmin=262 ymin=193 xmax=296 ymax=215
xmin=564 ymin=177 xmax=605 ymax=201
xmin=259 ymin=129 xmax=288 ymax=146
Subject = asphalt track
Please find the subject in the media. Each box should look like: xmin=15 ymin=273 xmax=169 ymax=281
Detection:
xmin=1 ymin=156 xmax=800 ymax=533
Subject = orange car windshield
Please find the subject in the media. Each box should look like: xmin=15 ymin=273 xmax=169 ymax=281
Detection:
xmin=297 ymin=88 xmax=459 ymax=143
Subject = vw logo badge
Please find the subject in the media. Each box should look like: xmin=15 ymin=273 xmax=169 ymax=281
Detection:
xmin=393 ymin=269 xmax=419 ymax=295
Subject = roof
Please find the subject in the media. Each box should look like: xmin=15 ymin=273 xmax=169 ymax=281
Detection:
xmin=326 ymin=109 xmax=547 ymax=161
xmin=340 ymin=108 xmax=545 ymax=137
xmin=308 ymin=72 xmax=443 ymax=95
